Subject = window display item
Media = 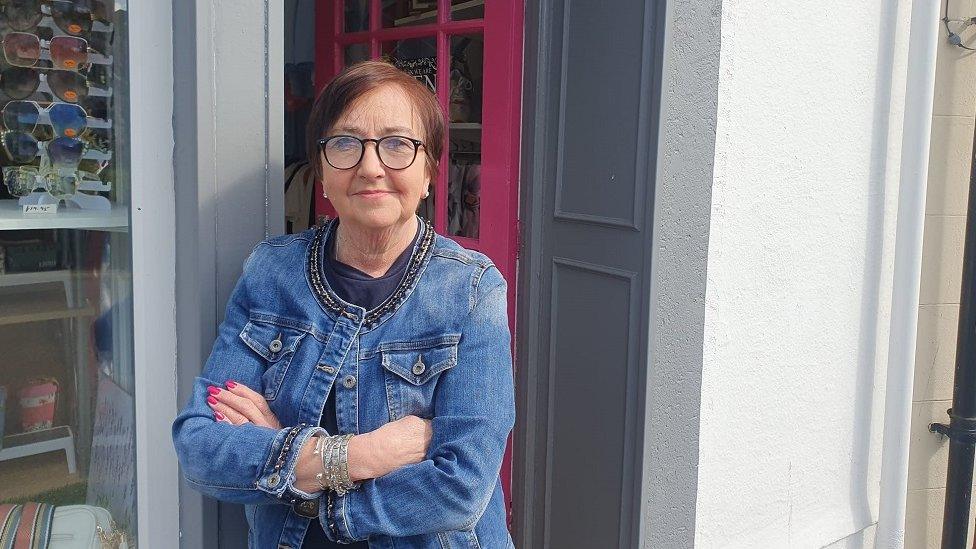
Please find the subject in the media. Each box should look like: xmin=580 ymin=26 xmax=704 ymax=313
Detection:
xmin=0 ymin=501 xmax=56 ymax=547
xmin=0 ymin=238 xmax=58 ymax=271
xmin=3 ymin=32 xmax=89 ymax=71
xmin=49 ymin=0 xmax=95 ymax=37
xmin=1 ymin=66 xmax=39 ymax=100
xmin=45 ymin=70 xmax=92 ymax=103
xmin=1 ymin=67 xmax=102 ymax=103
xmin=0 ymin=503 xmax=127 ymax=549
xmin=0 ymin=0 xmax=44 ymax=32
xmin=3 ymin=165 xmax=39 ymax=196
xmin=17 ymin=377 xmax=58 ymax=432
xmin=2 ymin=130 xmax=38 ymax=163
xmin=47 ymin=136 xmax=84 ymax=169
xmin=42 ymin=169 xmax=79 ymax=199
xmin=3 ymin=100 xmax=88 ymax=137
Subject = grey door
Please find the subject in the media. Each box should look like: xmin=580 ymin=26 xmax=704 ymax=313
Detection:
xmin=514 ymin=1 xmax=665 ymax=547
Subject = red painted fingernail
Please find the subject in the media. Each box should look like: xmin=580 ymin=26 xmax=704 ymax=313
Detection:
xmin=215 ymin=411 xmax=225 ymax=421
xmin=207 ymin=386 xmax=220 ymax=395
xmin=207 ymin=396 xmax=218 ymax=406
xmin=225 ymin=381 xmax=237 ymax=389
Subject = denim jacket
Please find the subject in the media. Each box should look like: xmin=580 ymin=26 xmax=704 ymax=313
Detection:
xmin=172 ymin=217 xmax=516 ymax=548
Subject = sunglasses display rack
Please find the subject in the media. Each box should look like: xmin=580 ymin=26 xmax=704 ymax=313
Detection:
xmin=0 ymin=0 xmax=119 ymax=226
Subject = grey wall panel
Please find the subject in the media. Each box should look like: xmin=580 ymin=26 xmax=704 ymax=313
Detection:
xmin=173 ymin=1 xmax=284 ymax=547
xmin=640 ymin=0 xmax=720 ymax=545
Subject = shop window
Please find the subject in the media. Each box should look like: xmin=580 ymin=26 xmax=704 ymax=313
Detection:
xmin=0 ymin=1 xmax=137 ymax=546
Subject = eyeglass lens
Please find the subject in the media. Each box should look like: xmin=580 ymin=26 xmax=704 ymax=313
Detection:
xmin=323 ymin=136 xmax=419 ymax=170
xmin=48 ymin=135 xmax=83 ymax=168
xmin=1 ymin=66 xmax=40 ymax=99
xmin=50 ymin=0 xmax=93 ymax=37
xmin=2 ymin=0 xmax=42 ymax=32
xmin=3 ymin=166 xmax=38 ymax=196
xmin=3 ymin=131 xmax=38 ymax=163
xmin=3 ymin=100 xmax=39 ymax=133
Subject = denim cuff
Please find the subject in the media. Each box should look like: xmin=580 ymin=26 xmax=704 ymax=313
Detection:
xmin=320 ymin=490 xmax=364 ymax=543
xmin=254 ymin=424 xmax=326 ymax=502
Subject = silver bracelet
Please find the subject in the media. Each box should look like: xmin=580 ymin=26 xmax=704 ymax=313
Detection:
xmin=314 ymin=433 xmax=360 ymax=495
xmin=313 ymin=436 xmax=329 ymax=491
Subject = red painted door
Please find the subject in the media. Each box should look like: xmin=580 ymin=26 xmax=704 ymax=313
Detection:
xmin=313 ymin=0 xmax=523 ymax=524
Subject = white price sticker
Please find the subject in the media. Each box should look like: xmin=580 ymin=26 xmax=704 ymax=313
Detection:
xmin=23 ymin=204 xmax=58 ymax=215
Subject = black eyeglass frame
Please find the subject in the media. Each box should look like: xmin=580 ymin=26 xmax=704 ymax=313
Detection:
xmin=317 ymin=135 xmax=426 ymax=171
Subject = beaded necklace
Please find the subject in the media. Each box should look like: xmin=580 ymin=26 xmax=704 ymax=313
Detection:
xmin=308 ymin=216 xmax=435 ymax=330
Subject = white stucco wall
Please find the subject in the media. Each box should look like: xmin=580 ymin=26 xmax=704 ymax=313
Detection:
xmin=696 ymin=1 xmax=915 ymax=546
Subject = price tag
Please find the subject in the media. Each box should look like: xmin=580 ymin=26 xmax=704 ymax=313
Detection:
xmin=23 ymin=204 xmax=58 ymax=215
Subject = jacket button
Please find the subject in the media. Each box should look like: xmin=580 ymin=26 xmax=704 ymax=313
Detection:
xmin=268 ymin=473 xmax=280 ymax=487
xmin=412 ymin=357 xmax=426 ymax=376
xmin=342 ymin=375 xmax=357 ymax=389
xmin=269 ymin=336 xmax=283 ymax=353
xmin=317 ymin=363 xmax=336 ymax=373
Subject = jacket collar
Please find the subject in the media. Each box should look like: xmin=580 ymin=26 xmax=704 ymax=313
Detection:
xmin=306 ymin=215 xmax=436 ymax=331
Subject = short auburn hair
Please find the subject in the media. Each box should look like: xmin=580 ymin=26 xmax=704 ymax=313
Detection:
xmin=305 ymin=60 xmax=446 ymax=181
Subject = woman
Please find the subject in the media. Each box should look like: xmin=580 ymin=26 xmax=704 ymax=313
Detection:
xmin=172 ymin=60 xmax=516 ymax=549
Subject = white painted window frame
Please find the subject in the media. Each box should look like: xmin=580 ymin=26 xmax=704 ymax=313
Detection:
xmin=128 ymin=0 xmax=180 ymax=545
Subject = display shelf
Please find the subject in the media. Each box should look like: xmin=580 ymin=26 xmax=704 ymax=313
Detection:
xmin=394 ymin=0 xmax=484 ymax=26
xmin=0 ymin=200 xmax=128 ymax=231
xmin=0 ymin=282 xmax=94 ymax=326
xmin=0 ymin=426 xmax=77 ymax=474
xmin=0 ymin=269 xmax=74 ymax=288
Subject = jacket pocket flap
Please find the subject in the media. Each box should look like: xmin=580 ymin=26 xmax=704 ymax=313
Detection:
xmin=239 ymin=319 xmax=305 ymax=361
xmin=382 ymin=340 xmax=459 ymax=386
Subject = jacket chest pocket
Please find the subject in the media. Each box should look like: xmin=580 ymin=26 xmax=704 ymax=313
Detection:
xmin=380 ymin=335 xmax=460 ymax=420
xmin=239 ymin=319 xmax=307 ymax=400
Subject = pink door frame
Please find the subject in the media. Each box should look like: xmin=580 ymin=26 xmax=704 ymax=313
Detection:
xmin=313 ymin=0 xmax=524 ymax=522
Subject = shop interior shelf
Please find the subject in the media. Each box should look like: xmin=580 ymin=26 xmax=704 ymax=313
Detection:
xmin=395 ymin=0 xmax=484 ymax=26
xmin=450 ymin=122 xmax=482 ymax=131
xmin=0 ymin=426 xmax=77 ymax=475
xmin=0 ymin=200 xmax=128 ymax=232
xmin=0 ymin=280 xmax=95 ymax=326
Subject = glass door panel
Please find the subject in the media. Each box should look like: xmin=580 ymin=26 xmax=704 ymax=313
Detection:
xmin=447 ymin=33 xmax=483 ymax=237
xmin=382 ymin=0 xmax=438 ymax=28
xmin=450 ymin=0 xmax=484 ymax=21
xmin=0 ymin=1 xmax=136 ymax=545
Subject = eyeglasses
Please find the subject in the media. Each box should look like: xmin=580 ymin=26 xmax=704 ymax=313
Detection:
xmin=2 ymin=66 xmax=101 ymax=102
xmin=318 ymin=135 xmax=425 ymax=170
xmin=1 ymin=131 xmax=84 ymax=166
xmin=3 ymin=100 xmax=87 ymax=137
xmin=3 ymin=32 xmax=89 ymax=70
xmin=1 ymin=0 xmax=108 ymax=37
xmin=2 ymin=165 xmax=80 ymax=198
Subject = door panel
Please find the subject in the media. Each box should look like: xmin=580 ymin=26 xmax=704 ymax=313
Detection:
xmin=515 ymin=0 xmax=662 ymax=547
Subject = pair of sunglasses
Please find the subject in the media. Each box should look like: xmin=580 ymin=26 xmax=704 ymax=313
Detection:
xmin=2 ymin=131 xmax=82 ymax=165
xmin=2 ymin=164 xmax=80 ymax=198
xmin=1 ymin=0 xmax=107 ymax=37
xmin=1 ymin=66 xmax=97 ymax=102
xmin=2 ymin=100 xmax=87 ymax=137
xmin=3 ymin=32 xmax=89 ymax=70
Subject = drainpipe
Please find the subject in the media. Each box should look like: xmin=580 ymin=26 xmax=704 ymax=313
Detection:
xmin=876 ymin=0 xmax=940 ymax=546
xmin=928 ymin=75 xmax=976 ymax=549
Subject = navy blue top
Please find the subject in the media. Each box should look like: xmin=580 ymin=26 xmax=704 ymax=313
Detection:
xmin=302 ymin=221 xmax=421 ymax=548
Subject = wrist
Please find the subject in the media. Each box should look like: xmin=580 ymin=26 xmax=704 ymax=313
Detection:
xmin=293 ymin=436 xmax=323 ymax=494
xmin=347 ymin=432 xmax=381 ymax=481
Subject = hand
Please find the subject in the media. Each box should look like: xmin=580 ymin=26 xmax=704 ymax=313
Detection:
xmin=349 ymin=415 xmax=433 ymax=480
xmin=205 ymin=380 xmax=282 ymax=430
